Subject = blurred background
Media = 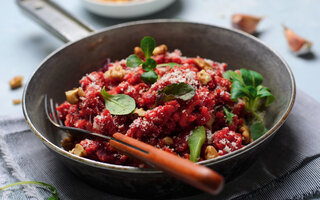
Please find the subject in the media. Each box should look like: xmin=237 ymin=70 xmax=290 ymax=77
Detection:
xmin=1 ymin=0 xmax=319 ymax=115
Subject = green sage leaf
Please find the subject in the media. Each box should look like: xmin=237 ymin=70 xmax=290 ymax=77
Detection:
xmin=188 ymin=126 xmax=206 ymax=162
xmin=240 ymin=69 xmax=263 ymax=88
xmin=140 ymin=36 xmax=156 ymax=59
xmin=141 ymin=70 xmax=158 ymax=84
xmin=223 ymin=107 xmax=236 ymax=125
xmin=157 ymin=62 xmax=181 ymax=68
xmin=101 ymin=87 xmax=136 ymax=115
xmin=250 ymin=121 xmax=268 ymax=140
xmin=159 ymin=83 xmax=196 ymax=102
xmin=126 ymin=54 xmax=143 ymax=68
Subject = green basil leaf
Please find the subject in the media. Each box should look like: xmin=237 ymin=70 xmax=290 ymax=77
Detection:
xmin=265 ymin=95 xmax=275 ymax=107
xmin=187 ymin=126 xmax=206 ymax=162
xmin=126 ymin=54 xmax=143 ymax=68
xmin=240 ymin=69 xmax=263 ymax=88
xmin=257 ymin=85 xmax=275 ymax=106
xmin=141 ymin=70 xmax=158 ymax=84
xmin=101 ymin=87 xmax=136 ymax=115
xmin=157 ymin=62 xmax=181 ymax=68
xmin=223 ymin=70 xmax=244 ymax=84
xmin=142 ymin=58 xmax=157 ymax=71
xmin=159 ymin=83 xmax=196 ymax=101
xmin=245 ymin=85 xmax=257 ymax=99
xmin=140 ymin=36 xmax=156 ymax=59
xmin=223 ymin=107 xmax=236 ymax=125
xmin=250 ymin=121 xmax=268 ymax=140
xmin=0 ymin=181 xmax=59 ymax=200
xmin=230 ymin=81 xmax=249 ymax=101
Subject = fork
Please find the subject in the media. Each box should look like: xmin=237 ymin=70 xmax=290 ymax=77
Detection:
xmin=44 ymin=95 xmax=224 ymax=195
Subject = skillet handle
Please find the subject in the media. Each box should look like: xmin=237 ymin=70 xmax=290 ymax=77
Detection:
xmin=110 ymin=132 xmax=224 ymax=195
xmin=16 ymin=0 xmax=94 ymax=43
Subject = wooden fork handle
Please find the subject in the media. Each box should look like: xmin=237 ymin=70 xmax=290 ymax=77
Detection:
xmin=110 ymin=132 xmax=224 ymax=195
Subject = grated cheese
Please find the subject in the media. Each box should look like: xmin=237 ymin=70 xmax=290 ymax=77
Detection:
xmin=206 ymin=129 xmax=213 ymax=144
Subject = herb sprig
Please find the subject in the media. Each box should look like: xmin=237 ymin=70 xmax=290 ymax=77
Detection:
xmin=223 ymin=69 xmax=275 ymax=140
xmin=0 ymin=181 xmax=58 ymax=200
xmin=158 ymin=83 xmax=196 ymax=102
xmin=223 ymin=106 xmax=236 ymax=125
xmin=126 ymin=36 xmax=180 ymax=84
xmin=101 ymin=87 xmax=136 ymax=115
xmin=187 ymin=126 xmax=206 ymax=162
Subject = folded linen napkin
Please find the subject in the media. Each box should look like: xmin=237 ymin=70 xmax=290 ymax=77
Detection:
xmin=0 ymin=89 xmax=320 ymax=200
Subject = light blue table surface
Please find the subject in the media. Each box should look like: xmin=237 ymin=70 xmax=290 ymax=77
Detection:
xmin=1 ymin=0 xmax=319 ymax=116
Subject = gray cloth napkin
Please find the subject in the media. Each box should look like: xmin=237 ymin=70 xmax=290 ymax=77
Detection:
xmin=0 ymin=89 xmax=320 ymax=200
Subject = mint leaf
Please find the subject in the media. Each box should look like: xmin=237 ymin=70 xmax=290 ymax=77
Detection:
xmin=245 ymin=85 xmax=257 ymax=99
xmin=142 ymin=58 xmax=157 ymax=71
xmin=126 ymin=54 xmax=143 ymax=68
xmin=0 ymin=181 xmax=58 ymax=200
xmin=223 ymin=70 xmax=244 ymax=84
xmin=101 ymin=87 xmax=136 ymax=115
xmin=230 ymin=81 xmax=249 ymax=101
xmin=157 ymin=62 xmax=181 ymax=68
xmin=188 ymin=126 xmax=206 ymax=162
xmin=250 ymin=121 xmax=268 ymax=140
xmin=224 ymin=68 xmax=274 ymax=141
xmin=141 ymin=70 xmax=158 ymax=84
xmin=140 ymin=36 xmax=156 ymax=59
xmin=159 ymin=83 xmax=196 ymax=102
xmin=257 ymin=85 xmax=275 ymax=106
xmin=223 ymin=107 xmax=236 ymax=125
xmin=240 ymin=69 xmax=263 ymax=88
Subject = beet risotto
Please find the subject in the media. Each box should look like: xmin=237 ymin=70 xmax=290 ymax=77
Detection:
xmin=56 ymin=37 xmax=274 ymax=167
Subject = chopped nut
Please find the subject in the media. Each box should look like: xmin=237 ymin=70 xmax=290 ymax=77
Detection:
xmin=61 ymin=136 xmax=74 ymax=151
xmin=104 ymin=65 xmax=126 ymax=81
xmin=153 ymin=44 xmax=168 ymax=56
xmin=78 ymin=87 xmax=85 ymax=97
xmin=240 ymin=124 xmax=252 ymax=144
xmin=65 ymin=88 xmax=79 ymax=104
xmin=193 ymin=58 xmax=212 ymax=70
xmin=12 ymin=99 xmax=21 ymax=105
xmin=9 ymin=76 xmax=23 ymax=89
xmin=134 ymin=46 xmax=144 ymax=59
xmin=133 ymin=108 xmax=146 ymax=117
xmin=70 ymin=144 xmax=87 ymax=157
xmin=205 ymin=145 xmax=219 ymax=160
xmin=197 ymin=70 xmax=212 ymax=85
xmin=232 ymin=14 xmax=263 ymax=34
xmin=283 ymin=25 xmax=312 ymax=55
xmin=163 ymin=136 xmax=174 ymax=146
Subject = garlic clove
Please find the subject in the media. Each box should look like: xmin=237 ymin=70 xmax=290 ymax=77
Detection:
xmin=232 ymin=14 xmax=263 ymax=34
xmin=283 ymin=25 xmax=312 ymax=55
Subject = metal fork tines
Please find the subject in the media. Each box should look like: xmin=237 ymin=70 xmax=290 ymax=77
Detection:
xmin=44 ymin=95 xmax=113 ymax=141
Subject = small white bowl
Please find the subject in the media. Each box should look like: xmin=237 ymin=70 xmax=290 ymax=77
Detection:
xmin=82 ymin=0 xmax=175 ymax=18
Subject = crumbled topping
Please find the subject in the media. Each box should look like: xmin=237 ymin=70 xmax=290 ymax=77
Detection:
xmin=151 ymin=67 xmax=199 ymax=91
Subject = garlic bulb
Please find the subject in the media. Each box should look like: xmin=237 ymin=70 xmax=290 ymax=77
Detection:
xmin=283 ymin=25 xmax=312 ymax=55
xmin=232 ymin=14 xmax=263 ymax=34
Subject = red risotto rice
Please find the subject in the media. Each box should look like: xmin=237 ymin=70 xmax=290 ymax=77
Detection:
xmin=57 ymin=44 xmax=250 ymax=167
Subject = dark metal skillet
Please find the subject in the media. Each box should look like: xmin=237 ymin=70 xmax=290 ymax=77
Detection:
xmin=18 ymin=0 xmax=295 ymax=197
